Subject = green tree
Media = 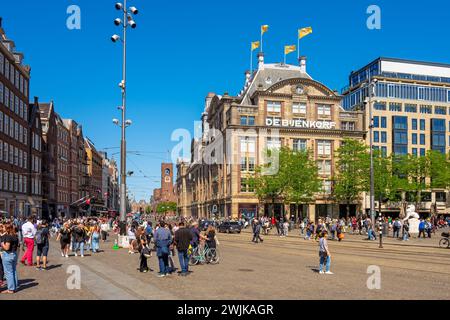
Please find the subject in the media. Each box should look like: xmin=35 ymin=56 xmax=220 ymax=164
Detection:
xmin=283 ymin=148 xmax=321 ymax=221
xmin=373 ymin=151 xmax=398 ymax=215
xmin=333 ymin=139 xmax=369 ymax=217
xmin=156 ymin=202 xmax=177 ymax=214
xmin=428 ymin=150 xmax=450 ymax=189
xmin=393 ymin=154 xmax=429 ymax=209
xmin=145 ymin=206 xmax=152 ymax=215
xmin=249 ymin=148 xmax=285 ymax=218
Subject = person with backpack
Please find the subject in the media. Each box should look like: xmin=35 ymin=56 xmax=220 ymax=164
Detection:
xmin=144 ymin=222 xmax=153 ymax=248
xmin=393 ymin=218 xmax=402 ymax=238
xmin=35 ymin=220 xmax=50 ymax=270
xmin=154 ymin=221 xmax=172 ymax=277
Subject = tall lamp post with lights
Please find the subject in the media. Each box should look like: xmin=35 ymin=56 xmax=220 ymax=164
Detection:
xmin=363 ymin=77 xmax=378 ymax=228
xmin=111 ymin=1 xmax=139 ymax=223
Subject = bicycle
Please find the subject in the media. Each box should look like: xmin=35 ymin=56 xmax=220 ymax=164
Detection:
xmin=439 ymin=232 xmax=449 ymax=249
xmin=189 ymin=242 xmax=220 ymax=265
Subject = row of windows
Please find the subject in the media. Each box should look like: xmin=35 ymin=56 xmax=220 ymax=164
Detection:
xmin=58 ymin=190 xmax=70 ymax=203
xmin=31 ymin=132 xmax=41 ymax=151
xmin=0 ymin=82 xmax=28 ymax=121
xmin=343 ymin=82 xmax=450 ymax=109
xmin=240 ymin=137 xmax=333 ymax=156
xmin=0 ymin=52 xmax=28 ymax=98
xmin=31 ymin=177 xmax=42 ymax=195
xmin=373 ymin=131 xmax=387 ymax=143
xmin=374 ymin=102 xmax=446 ymax=115
xmin=0 ymin=170 xmax=27 ymax=193
xmin=0 ymin=140 xmax=28 ymax=169
xmin=31 ymin=154 xmax=42 ymax=173
xmin=266 ymin=101 xmax=332 ymax=116
xmin=0 ymin=111 xmax=28 ymax=145
xmin=241 ymin=176 xmax=333 ymax=194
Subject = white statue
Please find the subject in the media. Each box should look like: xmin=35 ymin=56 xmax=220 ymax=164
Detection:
xmin=403 ymin=204 xmax=420 ymax=234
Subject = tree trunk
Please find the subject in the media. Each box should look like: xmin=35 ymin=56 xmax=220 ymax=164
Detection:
xmin=346 ymin=202 xmax=350 ymax=219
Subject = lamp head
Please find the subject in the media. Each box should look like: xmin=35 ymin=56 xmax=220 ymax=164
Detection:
xmin=129 ymin=6 xmax=139 ymax=15
xmin=111 ymin=34 xmax=120 ymax=42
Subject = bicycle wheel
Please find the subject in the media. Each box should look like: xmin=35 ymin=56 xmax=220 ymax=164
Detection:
xmin=439 ymin=238 xmax=449 ymax=249
xmin=206 ymin=248 xmax=220 ymax=264
xmin=189 ymin=248 xmax=199 ymax=265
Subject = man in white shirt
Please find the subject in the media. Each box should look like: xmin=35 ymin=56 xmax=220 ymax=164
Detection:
xmin=20 ymin=215 xmax=37 ymax=266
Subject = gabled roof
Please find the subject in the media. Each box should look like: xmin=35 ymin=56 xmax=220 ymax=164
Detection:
xmin=240 ymin=63 xmax=312 ymax=105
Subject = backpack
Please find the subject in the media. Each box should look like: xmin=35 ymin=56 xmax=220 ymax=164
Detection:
xmin=35 ymin=229 xmax=44 ymax=245
xmin=145 ymin=226 xmax=153 ymax=237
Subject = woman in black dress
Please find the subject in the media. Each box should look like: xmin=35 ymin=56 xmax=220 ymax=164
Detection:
xmin=57 ymin=223 xmax=72 ymax=258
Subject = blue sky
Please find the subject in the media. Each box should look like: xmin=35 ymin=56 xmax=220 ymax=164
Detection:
xmin=1 ymin=0 xmax=449 ymax=200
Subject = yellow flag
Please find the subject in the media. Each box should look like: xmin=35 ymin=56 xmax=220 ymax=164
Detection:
xmin=298 ymin=27 xmax=313 ymax=39
xmin=251 ymin=41 xmax=260 ymax=51
xmin=284 ymin=45 xmax=296 ymax=55
xmin=261 ymin=25 xmax=269 ymax=35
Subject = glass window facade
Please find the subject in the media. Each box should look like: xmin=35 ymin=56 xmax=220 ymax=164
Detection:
xmin=393 ymin=116 xmax=408 ymax=155
xmin=431 ymin=118 xmax=446 ymax=153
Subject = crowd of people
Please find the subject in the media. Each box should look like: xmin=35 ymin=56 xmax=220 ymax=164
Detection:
xmin=0 ymin=211 xmax=448 ymax=293
xmin=123 ymin=217 xmax=220 ymax=277
xmin=0 ymin=215 xmax=113 ymax=294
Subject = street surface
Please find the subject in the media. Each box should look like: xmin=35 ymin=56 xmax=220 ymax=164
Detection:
xmin=4 ymin=229 xmax=450 ymax=300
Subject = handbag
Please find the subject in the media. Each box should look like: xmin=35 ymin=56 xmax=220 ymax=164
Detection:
xmin=142 ymin=245 xmax=152 ymax=258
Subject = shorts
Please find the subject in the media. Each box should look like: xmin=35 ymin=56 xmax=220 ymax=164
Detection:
xmin=37 ymin=244 xmax=49 ymax=257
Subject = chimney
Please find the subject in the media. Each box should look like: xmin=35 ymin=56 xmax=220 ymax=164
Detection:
xmin=0 ymin=17 xmax=3 ymax=28
xmin=257 ymin=52 xmax=265 ymax=70
xmin=299 ymin=56 xmax=307 ymax=73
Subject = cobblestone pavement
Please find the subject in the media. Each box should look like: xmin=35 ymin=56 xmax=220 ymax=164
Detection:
xmin=3 ymin=229 xmax=450 ymax=300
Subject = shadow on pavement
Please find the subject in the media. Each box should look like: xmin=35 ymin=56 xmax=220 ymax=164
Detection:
xmin=16 ymin=278 xmax=39 ymax=292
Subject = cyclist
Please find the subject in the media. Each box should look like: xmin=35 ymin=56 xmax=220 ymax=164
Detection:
xmin=205 ymin=225 xmax=219 ymax=250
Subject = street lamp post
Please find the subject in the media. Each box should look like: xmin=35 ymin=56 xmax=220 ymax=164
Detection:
xmin=364 ymin=77 xmax=378 ymax=228
xmin=111 ymin=1 xmax=138 ymax=223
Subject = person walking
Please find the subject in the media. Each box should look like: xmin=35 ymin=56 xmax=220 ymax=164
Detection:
xmin=20 ymin=216 xmax=36 ymax=266
xmin=418 ymin=219 xmax=426 ymax=238
xmin=100 ymin=220 xmax=109 ymax=243
xmin=393 ymin=218 xmax=401 ymax=238
xmin=35 ymin=220 xmax=50 ymax=270
xmin=57 ymin=223 xmax=72 ymax=258
xmin=402 ymin=220 xmax=410 ymax=241
xmin=154 ymin=221 xmax=172 ymax=277
xmin=318 ymin=231 xmax=333 ymax=275
xmin=137 ymin=229 xmax=151 ymax=273
xmin=90 ymin=225 xmax=100 ymax=253
xmin=1 ymin=223 xmax=19 ymax=294
xmin=252 ymin=219 xmax=263 ymax=243
xmin=174 ymin=222 xmax=193 ymax=276
xmin=73 ymin=223 xmax=87 ymax=257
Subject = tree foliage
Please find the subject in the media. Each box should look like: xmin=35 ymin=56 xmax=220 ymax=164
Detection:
xmin=333 ymin=139 xmax=369 ymax=214
xmin=156 ymin=201 xmax=177 ymax=214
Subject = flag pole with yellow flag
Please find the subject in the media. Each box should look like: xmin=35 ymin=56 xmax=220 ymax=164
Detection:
xmin=298 ymin=26 xmax=313 ymax=60
xmin=260 ymin=25 xmax=269 ymax=52
xmin=250 ymin=41 xmax=260 ymax=72
xmin=284 ymin=45 xmax=296 ymax=64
